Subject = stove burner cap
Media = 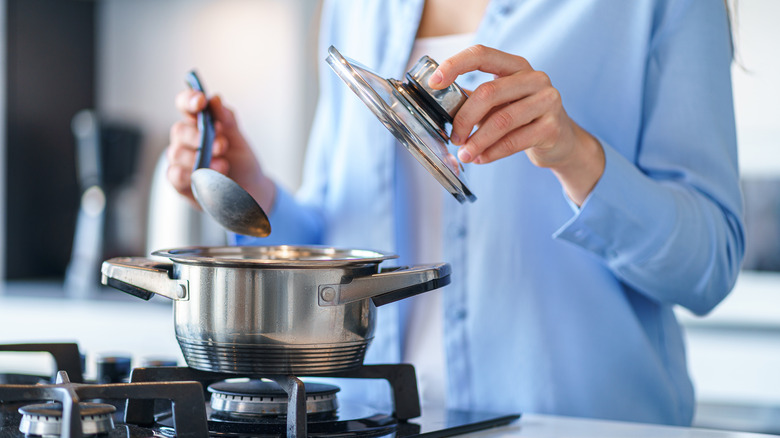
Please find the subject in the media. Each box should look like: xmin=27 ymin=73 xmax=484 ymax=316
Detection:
xmin=18 ymin=402 xmax=115 ymax=437
xmin=208 ymin=378 xmax=339 ymax=417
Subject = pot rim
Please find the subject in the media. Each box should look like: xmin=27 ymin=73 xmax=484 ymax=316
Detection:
xmin=151 ymin=245 xmax=398 ymax=268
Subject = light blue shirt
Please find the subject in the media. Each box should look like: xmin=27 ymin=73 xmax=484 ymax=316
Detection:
xmin=234 ymin=0 xmax=743 ymax=426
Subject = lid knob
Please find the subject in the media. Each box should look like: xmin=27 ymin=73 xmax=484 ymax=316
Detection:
xmin=406 ymin=56 xmax=469 ymax=122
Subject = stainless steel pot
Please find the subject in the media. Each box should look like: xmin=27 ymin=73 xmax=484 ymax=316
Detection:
xmin=101 ymin=245 xmax=450 ymax=375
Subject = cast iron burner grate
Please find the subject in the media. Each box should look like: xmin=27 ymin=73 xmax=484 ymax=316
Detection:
xmin=126 ymin=364 xmax=422 ymax=438
xmin=0 ymin=370 xmax=208 ymax=438
xmin=0 ymin=343 xmax=209 ymax=438
xmin=0 ymin=343 xmax=84 ymax=383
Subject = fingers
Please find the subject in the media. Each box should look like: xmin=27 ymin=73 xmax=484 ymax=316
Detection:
xmin=426 ymin=45 xmax=557 ymax=166
xmin=450 ymin=70 xmax=551 ymax=146
xmin=175 ymin=89 xmax=207 ymax=116
xmin=169 ymin=120 xmax=200 ymax=150
xmin=455 ymin=100 xmax=534 ymax=163
xmin=166 ymin=120 xmax=197 ymax=199
xmin=209 ymin=95 xmax=227 ymax=124
xmin=472 ymin=115 xmax=554 ymax=165
xmin=166 ymin=139 xmax=231 ymax=200
xmin=208 ymin=95 xmax=243 ymax=147
xmin=457 ymin=82 xmax=561 ymax=163
xmin=168 ymin=91 xmax=203 ymax=201
xmin=428 ymin=45 xmax=589 ymax=175
xmin=428 ymin=44 xmax=531 ymax=89
xmin=167 ymin=93 xmax=231 ymax=203
xmin=166 ymin=161 xmax=194 ymax=199
xmin=168 ymin=120 xmax=229 ymax=162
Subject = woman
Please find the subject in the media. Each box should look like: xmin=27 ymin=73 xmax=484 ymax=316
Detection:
xmin=166 ymin=0 xmax=743 ymax=426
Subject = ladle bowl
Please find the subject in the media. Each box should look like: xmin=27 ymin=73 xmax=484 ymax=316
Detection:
xmin=186 ymin=71 xmax=271 ymax=238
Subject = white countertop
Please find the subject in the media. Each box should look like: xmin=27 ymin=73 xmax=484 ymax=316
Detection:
xmin=0 ymin=283 xmax=183 ymax=377
xmin=467 ymin=413 xmax=777 ymax=438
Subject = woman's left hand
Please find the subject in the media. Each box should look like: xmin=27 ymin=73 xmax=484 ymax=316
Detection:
xmin=429 ymin=45 xmax=604 ymax=205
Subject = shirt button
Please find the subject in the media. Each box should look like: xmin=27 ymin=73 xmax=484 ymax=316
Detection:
xmin=447 ymin=225 xmax=467 ymax=238
xmin=446 ymin=308 xmax=467 ymax=321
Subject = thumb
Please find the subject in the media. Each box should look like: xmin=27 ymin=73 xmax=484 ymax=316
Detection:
xmin=208 ymin=95 xmax=234 ymax=127
xmin=209 ymin=96 xmax=241 ymax=138
xmin=208 ymin=95 xmax=251 ymax=152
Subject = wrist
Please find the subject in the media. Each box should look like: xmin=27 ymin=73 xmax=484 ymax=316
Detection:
xmin=551 ymin=126 xmax=604 ymax=206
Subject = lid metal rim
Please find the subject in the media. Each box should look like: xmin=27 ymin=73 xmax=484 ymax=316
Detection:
xmin=326 ymin=46 xmax=476 ymax=203
xmin=152 ymin=245 xmax=398 ymax=267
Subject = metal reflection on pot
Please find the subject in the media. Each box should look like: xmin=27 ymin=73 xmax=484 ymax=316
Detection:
xmin=101 ymin=245 xmax=450 ymax=375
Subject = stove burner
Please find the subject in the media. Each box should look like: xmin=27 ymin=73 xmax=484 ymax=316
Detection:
xmin=18 ymin=402 xmax=115 ymax=437
xmin=209 ymin=379 xmax=339 ymax=417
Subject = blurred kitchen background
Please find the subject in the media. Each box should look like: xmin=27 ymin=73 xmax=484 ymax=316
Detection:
xmin=1 ymin=0 xmax=779 ymax=434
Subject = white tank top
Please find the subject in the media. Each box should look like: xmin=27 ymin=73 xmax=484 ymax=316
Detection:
xmin=399 ymin=32 xmax=474 ymax=407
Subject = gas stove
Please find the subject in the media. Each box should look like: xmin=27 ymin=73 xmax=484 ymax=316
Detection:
xmin=0 ymin=343 xmax=520 ymax=438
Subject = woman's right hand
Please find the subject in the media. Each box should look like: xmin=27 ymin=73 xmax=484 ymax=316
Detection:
xmin=166 ymin=89 xmax=275 ymax=212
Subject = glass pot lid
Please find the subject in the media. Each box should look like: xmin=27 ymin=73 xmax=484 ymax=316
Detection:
xmin=326 ymin=46 xmax=477 ymax=203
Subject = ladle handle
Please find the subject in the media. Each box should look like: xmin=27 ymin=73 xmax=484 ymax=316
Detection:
xmin=185 ymin=70 xmax=215 ymax=171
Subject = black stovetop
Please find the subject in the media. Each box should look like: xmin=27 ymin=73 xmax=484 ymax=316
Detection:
xmin=0 ymin=343 xmax=520 ymax=438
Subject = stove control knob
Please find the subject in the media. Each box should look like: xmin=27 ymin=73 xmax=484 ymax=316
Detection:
xmin=140 ymin=357 xmax=179 ymax=367
xmin=95 ymin=355 xmax=132 ymax=384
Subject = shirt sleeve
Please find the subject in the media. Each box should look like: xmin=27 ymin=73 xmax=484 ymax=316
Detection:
xmin=554 ymin=0 xmax=744 ymax=316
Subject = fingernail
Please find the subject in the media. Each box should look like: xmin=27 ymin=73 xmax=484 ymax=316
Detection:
xmin=189 ymin=95 xmax=201 ymax=111
xmin=458 ymin=148 xmax=472 ymax=163
xmin=429 ymin=70 xmax=443 ymax=87
xmin=451 ymin=132 xmax=462 ymax=145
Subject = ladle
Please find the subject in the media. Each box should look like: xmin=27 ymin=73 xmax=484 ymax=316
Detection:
xmin=185 ymin=70 xmax=271 ymax=237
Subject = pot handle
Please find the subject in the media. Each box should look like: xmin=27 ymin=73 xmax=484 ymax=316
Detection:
xmin=101 ymin=257 xmax=188 ymax=301
xmin=317 ymin=263 xmax=451 ymax=307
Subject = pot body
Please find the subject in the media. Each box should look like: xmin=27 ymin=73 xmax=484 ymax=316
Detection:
xmin=173 ymin=262 xmax=377 ymax=375
xmin=101 ymin=246 xmax=450 ymax=375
